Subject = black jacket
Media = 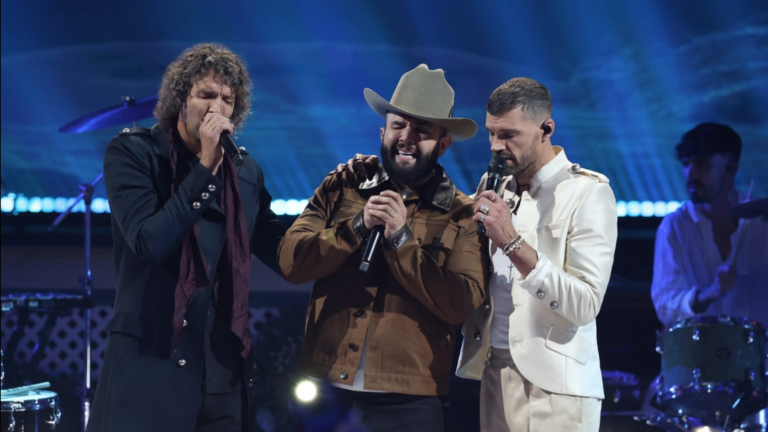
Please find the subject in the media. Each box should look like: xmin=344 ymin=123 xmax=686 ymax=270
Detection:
xmin=87 ymin=124 xmax=286 ymax=432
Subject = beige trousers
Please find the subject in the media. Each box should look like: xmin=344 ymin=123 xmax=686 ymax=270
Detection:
xmin=480 ymin=347 xmax=602 ymax=432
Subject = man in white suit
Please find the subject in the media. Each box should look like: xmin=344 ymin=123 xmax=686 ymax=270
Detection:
xmin=456 ymin=77 xmax=618 ymax=431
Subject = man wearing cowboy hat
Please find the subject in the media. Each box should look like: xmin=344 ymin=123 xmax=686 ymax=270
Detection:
xmin=278 ymin=64 xmax=488 ymax=432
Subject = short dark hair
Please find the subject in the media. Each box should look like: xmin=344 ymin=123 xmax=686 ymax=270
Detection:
xmin=154 ymin=43 xmax=252 ymax=131
xmin=675 ymin=122 xmax=741 ymax=162
xmin=486 ymin=77 xmax=552 ymax=121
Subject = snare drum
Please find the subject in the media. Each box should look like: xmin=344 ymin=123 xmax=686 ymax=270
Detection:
xmin=1 ymin=390 xmax=61 ymax=431
xmin=657 ymin=315 xmax=767 ymax=420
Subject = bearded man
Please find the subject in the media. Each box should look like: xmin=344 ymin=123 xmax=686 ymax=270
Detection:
xmin=278 ymin=64 xmax=488 ymax=432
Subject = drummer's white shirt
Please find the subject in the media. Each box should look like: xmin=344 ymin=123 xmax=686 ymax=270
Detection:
xmin=651 ymin=194 xmax=768 ymax=327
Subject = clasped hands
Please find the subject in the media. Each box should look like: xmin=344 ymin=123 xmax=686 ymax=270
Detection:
xmin=329 ymin=154 xmax=404 ymax=239
xmin=363 ymin=190 xmax=406 ymax=239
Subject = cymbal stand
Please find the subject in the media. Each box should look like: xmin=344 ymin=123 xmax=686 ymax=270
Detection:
xmin=48 ymin=172 xmax=103 ymax=432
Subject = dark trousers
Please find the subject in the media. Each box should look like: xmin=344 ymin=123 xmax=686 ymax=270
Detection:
xmin=195 ymin=388 xmax=245 ymax=432
xmin=336 ymin=389 xmax=446 ymax=432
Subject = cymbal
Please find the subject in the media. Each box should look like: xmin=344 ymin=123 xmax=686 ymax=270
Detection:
xmin=59 ymin=95 xmax=158 ymax=133
xmin=731 ymin=197 xmax=768 ymax=220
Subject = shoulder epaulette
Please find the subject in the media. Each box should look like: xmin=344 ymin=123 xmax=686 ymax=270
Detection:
xmin=567 ymin=163 xmax=610 ymax=184
xmin=118 ymin=127 xmax=152 ymax=136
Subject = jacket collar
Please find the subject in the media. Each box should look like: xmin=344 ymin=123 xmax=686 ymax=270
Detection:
xmin=151 ymin=123 xmax=171 ymax=160
xmin=499 ymin=146 xmax=569 ymax=196
xmin=359 ymin=164 xmax=457 ymax=212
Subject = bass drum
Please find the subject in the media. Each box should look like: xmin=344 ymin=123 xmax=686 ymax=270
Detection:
xmin=657 ymin=315 xmax=767 ymax=420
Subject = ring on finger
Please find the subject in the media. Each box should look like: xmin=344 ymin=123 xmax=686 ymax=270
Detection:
xmin=479 ymin=213 xmax=486 ymax=223
xmin=480 ymin=204 xmax=490 ymax=215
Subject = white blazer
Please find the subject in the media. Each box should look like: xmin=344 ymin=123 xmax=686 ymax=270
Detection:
xmin=456 ymin=147 xmax=617 ymax=399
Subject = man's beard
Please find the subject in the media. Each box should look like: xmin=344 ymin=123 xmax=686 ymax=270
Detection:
xmin=180 ymin=110 xmax=202 ymax=142
xmin=380 ymin=143 xmax=440 ymax=187
xmin=503 ymin=135 xmax=539 ymax=177
xmin=688 ymin=180 xmax=719 ymax=204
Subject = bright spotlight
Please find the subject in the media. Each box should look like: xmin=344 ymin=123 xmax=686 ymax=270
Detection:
xmin=294 ymin=380 xmax=318 ymax=403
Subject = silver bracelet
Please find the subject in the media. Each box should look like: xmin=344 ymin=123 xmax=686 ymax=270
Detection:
xmin=501 ymin=234 xmax=524 ymax=256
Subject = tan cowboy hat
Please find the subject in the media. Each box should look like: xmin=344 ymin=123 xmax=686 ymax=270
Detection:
xmin=364 ymin=64 xmax=477 ymax=141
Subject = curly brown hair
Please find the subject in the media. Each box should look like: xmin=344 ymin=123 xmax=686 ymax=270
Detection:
xmin=154 ymin=43 xmax=252 ymax=131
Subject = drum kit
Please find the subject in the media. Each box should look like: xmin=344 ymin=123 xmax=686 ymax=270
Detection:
xmin=599 ymin=197 xmax=768 ymax=432
xmin=1 ymin=96 xmax=156 ymax=431
xmin=601 ymin=315 xmax=767 ymax=432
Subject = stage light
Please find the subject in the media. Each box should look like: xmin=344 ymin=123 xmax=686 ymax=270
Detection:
xmin=54 ymin=197 xmax=69 ymax=212
xmin=627 ymin=201 xmax=641 ymax=217
xmin=92 ymin=198 xmax=108 ymax=213
xmin=294 ymin=380 xmax=318 ymax=403
xmin=271 ymin=199 xmax=286 ymax=215
xmin=41 ymin=197 xmax=55 ymax=213
xmin=666 ymin=201 xmax=681 ymax=214
xmin=641 ymin=201 xmax=655 ymax=217
xmin=28 ymin=197 xmax=42 ymax=213
xmin=616 ymin=201 xmax=627 ymax=217
xmin=0 ymin=193 xmax=685 ymax=217
xmin=1 ymin=194 xmax=15 ymax=213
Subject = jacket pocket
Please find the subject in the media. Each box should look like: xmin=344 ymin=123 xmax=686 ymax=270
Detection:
xmin=544 ymin=325 xmax=593 ymax=365
xmin=542 ymin=219 xmax=568 ymax=238
xmin=106 ymin=312 xmax=149 ymax=340
xmin=417 ymin=221 xmax=458 ymax=267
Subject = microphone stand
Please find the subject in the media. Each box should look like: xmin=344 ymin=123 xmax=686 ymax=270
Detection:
xmin=48 ymin=172 xmax=103 ymax=432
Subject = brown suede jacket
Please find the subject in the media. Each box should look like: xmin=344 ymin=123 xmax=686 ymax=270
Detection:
xmin=278 ymin=164 xmax=488 ymax=395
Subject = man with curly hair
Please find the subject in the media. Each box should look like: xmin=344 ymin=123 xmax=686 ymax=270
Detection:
xmin=87 ymin=43 xmax=287 ymax=432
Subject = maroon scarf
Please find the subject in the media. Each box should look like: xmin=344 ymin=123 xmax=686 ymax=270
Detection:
xmin=168 ymin=129 xmax=252 ymax=358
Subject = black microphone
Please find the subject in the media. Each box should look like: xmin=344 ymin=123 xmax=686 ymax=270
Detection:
xmin=478 ymin=154 xmax=506 ymax=236
xmin=220 ymin=132 xmax=244 ymax=166
xmin=360 ymin=226 xmax=384 ymax=273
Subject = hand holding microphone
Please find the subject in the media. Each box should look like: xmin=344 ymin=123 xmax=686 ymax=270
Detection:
xmin=360 ymin=191 xmax=407 ymax=273
xmin=199 ymin=111 xmax=244 ymax=173
xmin=477 ymin=155 xmax=506 ymax=236
xmin=219 ymin=132 xmax=244 ymax=167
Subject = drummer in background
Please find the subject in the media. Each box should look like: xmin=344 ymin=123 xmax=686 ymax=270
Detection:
xmin=651 ymin=122 xmax=768 ymax=327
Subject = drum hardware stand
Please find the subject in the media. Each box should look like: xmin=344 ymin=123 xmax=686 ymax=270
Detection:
xmin=48 ymin=172 xmax=103 ymax=432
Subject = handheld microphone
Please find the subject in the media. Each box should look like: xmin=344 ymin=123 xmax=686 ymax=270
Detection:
xmin=478 ymin=155 xmax=506 ymax=236
xmin=220 ymin=132 xmax=244 ymax=166
xmin=360 ymin=226 xmax=384 ymax=273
